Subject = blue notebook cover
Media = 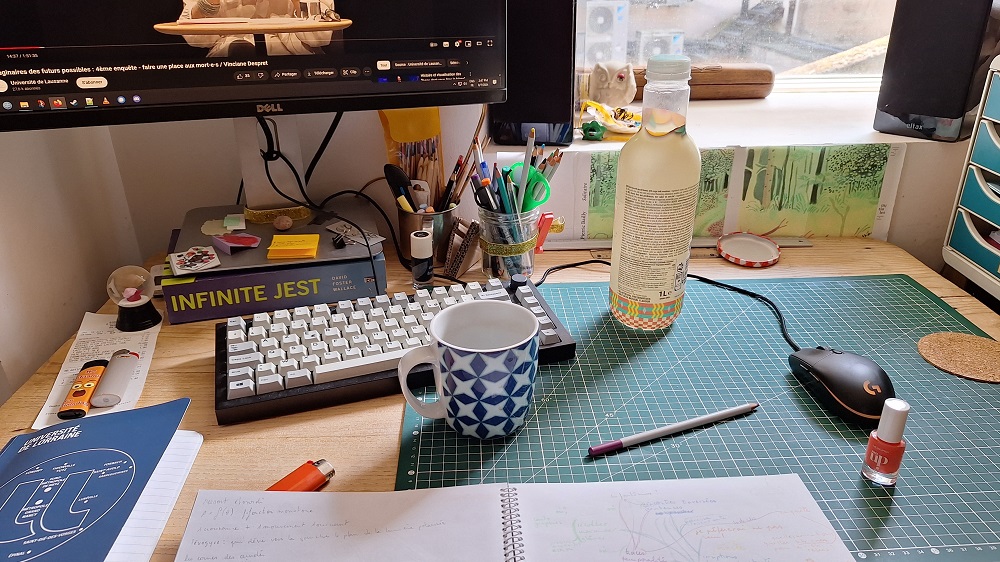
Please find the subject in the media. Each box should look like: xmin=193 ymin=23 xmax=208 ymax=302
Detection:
xmin=0 ymin=398 xmax=190 ymax=562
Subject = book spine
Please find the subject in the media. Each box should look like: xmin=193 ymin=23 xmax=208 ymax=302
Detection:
xmin=162 ymin=255 xmax=387 ymax=324
xmin=500 ymin=485 xmax=525 ymax=561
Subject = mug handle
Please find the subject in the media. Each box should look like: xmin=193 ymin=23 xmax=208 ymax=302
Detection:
xmin=397 ymin=345 xmax=446 ymax=419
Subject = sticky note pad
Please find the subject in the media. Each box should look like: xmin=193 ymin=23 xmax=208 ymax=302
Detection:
xmin=267 ymin=234 xmax=320 ymax=259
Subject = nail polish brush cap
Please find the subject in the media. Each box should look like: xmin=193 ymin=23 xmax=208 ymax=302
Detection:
xmin=411 ymin=230 xmax=433 ymax=260
xmin=876 ymin=398 xmax=910 ymax=443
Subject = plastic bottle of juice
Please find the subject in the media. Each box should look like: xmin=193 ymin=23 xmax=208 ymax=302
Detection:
xmin=609 ymin=54 xmax=701 ymax=330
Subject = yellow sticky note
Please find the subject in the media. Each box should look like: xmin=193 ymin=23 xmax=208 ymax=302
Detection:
xmin=267 ymin=234 xmax=320 ymax=259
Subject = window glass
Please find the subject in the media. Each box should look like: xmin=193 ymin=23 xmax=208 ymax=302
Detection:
xmin=576 ymin=0 xmax=895 ymax=76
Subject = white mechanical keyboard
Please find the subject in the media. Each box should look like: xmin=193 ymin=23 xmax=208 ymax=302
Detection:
xmin=215 ymin=277 xmax=576 ymax=424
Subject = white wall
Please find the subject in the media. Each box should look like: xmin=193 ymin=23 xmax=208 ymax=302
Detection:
xmin=0 ymin=127 xmax=140 ymax=401
xmin=110 ymin=106 xmax=486 ymax=260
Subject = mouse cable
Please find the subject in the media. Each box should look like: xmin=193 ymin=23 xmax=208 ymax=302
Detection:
xmin=685 ymin=273 xmax=801 ymax=352
xmin=534 ymin=259 xmax=802 ymax=352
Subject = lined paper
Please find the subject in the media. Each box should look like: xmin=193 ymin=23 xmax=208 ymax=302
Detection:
xmin=106 ymin=430 xmax=203 ymax=562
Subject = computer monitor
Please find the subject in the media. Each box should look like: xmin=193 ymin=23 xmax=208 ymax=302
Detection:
xmin=0 ymin=1 xmax=506 ymax=131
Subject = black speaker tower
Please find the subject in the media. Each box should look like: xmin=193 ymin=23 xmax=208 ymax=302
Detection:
xmin=874 ymin=0 xmax=1000 ymax=141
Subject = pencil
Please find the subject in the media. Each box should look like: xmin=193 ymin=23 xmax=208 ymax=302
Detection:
xmin=518 ymin=128 xmax=535 ymax=212
xmin=451 ymin=105 xmax=489 ymax=205
xmin=588 ymin=403 xmax=760 ymax=456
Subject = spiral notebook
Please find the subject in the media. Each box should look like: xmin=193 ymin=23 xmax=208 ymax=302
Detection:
xmin=175 ymin=473 xmax=851 ymax=561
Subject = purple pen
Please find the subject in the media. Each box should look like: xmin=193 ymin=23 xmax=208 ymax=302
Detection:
xmin=588 ymin=403 xmax=759 ymax=457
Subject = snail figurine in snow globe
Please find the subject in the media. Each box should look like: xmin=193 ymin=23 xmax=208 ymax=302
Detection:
xmin=107 ymin=265 xmax=162 ymax=332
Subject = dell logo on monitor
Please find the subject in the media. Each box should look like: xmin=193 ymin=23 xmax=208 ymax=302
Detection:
xmin=256 ymin=103 xmax=284 ymax=113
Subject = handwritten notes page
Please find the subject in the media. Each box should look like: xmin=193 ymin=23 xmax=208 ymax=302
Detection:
xmin=175 ymin=474 xmax=852 ymax=561
xmin=515 ymin=474 xmax=852 ymax=562
xmin=33 ymin=313 xmax=160 ymax=429
xmin=175 ymin=485 xmax=507 ymax=562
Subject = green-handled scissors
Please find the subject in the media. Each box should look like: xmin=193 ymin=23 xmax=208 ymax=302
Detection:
xmin=509 ymin=162 xmax=551 ymax=213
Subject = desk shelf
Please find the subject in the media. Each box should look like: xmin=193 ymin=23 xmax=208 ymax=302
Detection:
xmin=944 ymin=59 xmax=1000 ymax=301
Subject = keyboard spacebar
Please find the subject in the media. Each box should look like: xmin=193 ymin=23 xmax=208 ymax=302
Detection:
xmin=312 ymin=347 xmax=417 ymax=385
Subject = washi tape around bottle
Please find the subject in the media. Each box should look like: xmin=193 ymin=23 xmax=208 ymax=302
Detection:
xmin=717 ymin=232 xmax=780 ymax=268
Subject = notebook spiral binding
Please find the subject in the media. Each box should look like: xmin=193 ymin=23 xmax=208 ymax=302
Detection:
xmin=500 ymin=486 xmax=525 ymax=561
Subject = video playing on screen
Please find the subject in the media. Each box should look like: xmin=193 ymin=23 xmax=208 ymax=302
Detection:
xmin=0 ymin=0 xmax=507 ymax=130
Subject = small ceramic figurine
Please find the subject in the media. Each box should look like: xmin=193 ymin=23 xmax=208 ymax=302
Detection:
xmin=589 ymin=62 xmax=637 ymax=108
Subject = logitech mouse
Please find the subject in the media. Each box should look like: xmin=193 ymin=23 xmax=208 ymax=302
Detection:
xmin=788 ymin=346 xmax=894 ymax=427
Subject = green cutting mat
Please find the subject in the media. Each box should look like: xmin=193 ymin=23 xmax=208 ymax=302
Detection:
xmin=396 ymin=275 xmax=1000 ymax=560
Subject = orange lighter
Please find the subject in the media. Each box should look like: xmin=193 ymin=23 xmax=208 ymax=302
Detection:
xmin=266 ymin=459 xmax=336 ymax=491
xmin=57 ymin=359 xmax=109 ymax=420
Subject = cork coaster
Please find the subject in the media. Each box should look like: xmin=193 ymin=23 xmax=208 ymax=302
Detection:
xmin=917 ymin=332 xmax=1000 ymax=383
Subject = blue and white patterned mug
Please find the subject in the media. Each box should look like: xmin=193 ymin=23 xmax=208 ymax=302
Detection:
xmin=397 ymin=299 xmax=540 ymax=439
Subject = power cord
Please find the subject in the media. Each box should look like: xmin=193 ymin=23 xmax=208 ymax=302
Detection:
xmin=533 ymin=259 xmax=801 ymax=352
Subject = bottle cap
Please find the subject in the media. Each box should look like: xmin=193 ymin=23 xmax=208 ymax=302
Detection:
xmin=717 ymin=232 xmax=780 ymax=268
xmin=876 ymin=398 xmax=910 ymax=443
xmin=645 ymin=54 xmax=691 ymax=82
xmin=410 ymin=230 xmax=433 ymax=259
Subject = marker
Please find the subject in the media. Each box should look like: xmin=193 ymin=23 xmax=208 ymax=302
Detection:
xmin=588 ymin=403 xmax=760 ymax=456
xmin=396 ymin=195 xmax=415 ymax=213
xmin=267 ymin=459 xmax=336 ymax=492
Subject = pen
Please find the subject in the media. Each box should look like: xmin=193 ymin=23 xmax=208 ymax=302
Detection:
xmin=588 ymin=402 xmax=760 ymax=456
xmin=440 ymin=154 xmax=463 ymax=208
xmin=267 ymin=459 xmax=335 ymax=491
xmin=474 ymin=138 xmax=490 ymax=184
xmin=472 ymin=175 xmax=497 ymax=212
xmin=518 ymin=128 xmax=535 ymax=212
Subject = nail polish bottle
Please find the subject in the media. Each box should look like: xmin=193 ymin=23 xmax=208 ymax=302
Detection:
xmin=410 ymin=230 xmax=434 ymax=291
xmin=861 ymin=398 xmax=910 ymax=486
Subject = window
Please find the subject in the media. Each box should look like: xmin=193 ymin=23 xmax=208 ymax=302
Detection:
xmin=576 ymin=0 xmax=895 ymax=77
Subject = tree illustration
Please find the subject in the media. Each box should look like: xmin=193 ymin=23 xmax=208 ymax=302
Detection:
xmin=700 ymin=148 xmax=733 ymax=194
xmin=824 ymin=144 xmax=889 ymax=194
xmin=589 ymin=152 xmax=618 ymax=208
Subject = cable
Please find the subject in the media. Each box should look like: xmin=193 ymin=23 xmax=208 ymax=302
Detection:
xmin=533 ymin=259 xmax=800 ymax=352
xmin=327 ymin=213 xmax=383 ymax=294
xmin=321 ymin=190 xmax=407 ymax=271
xmin=534 ymin=259 xmax=610 ymax=286
xmin=687 ymin=273 xmax=801 ymax=352
xmin=305 ymin=112 xmax=343 ymax=185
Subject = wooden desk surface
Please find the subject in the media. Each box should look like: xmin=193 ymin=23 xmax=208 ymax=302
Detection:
xmin=4 ymin=239 xmax=998 ymax=560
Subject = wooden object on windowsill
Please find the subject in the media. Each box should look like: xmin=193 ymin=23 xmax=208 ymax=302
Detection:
xmin=633 ymin=63 xmax=775 ymax=101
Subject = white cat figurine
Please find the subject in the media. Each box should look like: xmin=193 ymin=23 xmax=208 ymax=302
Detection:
xmin=589 ymin=62 xmax=637 ymax=108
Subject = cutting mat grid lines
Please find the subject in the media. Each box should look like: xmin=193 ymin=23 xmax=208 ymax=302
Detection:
xmin=396 ymin=276 xmax=1000 ymax=560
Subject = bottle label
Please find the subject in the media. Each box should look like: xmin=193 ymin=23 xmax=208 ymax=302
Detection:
xmin=613 ymin=182 xmax=698 ymax=298
xmin=610 ymin=289 xmax=684 ymax=330
xmin=644 ymin=108 xmax=686 ymax=137
xmin=865 ymin=435 xmax=905 ymax=474
xmin=610 ymin=178 xmax=698 ymax=330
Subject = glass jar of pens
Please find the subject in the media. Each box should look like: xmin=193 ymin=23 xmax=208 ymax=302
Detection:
xmin=475 ymin=161 xmax=550 ymax=280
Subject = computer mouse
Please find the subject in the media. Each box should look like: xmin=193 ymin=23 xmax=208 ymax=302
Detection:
xmin=788 ymin=346 xmax=894 ymax=427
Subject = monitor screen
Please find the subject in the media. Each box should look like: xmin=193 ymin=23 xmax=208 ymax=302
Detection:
xmin=0 ymin=0 xmax=507 ymax=131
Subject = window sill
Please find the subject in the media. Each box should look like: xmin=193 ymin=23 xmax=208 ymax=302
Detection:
xmin=571 ymin=88 xmax=939 ymax=151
